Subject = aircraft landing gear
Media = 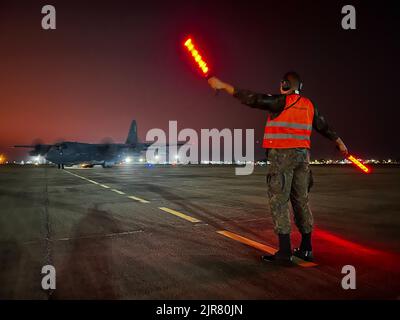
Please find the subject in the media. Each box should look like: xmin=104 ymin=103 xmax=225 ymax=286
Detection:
xmin=57 ymin=164 xmax=65 ymax=169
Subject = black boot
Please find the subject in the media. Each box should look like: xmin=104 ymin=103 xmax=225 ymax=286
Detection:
xmin=262 ymin=234 xmax=292 ymax=264
xmin=293 ymin=232 xmax=314 ymax=261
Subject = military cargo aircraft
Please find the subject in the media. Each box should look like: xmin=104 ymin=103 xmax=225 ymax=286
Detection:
xmin=14 ymin=120 xmax=152 ymax=168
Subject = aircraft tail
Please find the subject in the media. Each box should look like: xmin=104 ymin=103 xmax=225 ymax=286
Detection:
xmin=125 ymin=120 xmax=138 ymax=145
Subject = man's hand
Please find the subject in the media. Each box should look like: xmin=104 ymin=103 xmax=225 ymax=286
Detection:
xmin=207 ymin=76 xmax=235 ymax=95
xmin=335 ymin=138 xmax=349 ymax=156
xmin=208 ymin=77 xmax=225 ymax=90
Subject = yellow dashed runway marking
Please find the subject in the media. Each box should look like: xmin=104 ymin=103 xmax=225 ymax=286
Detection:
xmin=127 ymin=196 xmax=150 ymax=204
xmin=65 ymin=169 xmax=316 ymax=267
xmin=217 ymin=230 xmax=276 ymax=254
xmin=159 ymin=207 xmax=201 ymax=223
xmin=217 ymin=230 xmax=318 ymax=268
xmin=291 ymin=257 xmax=317 ymax=267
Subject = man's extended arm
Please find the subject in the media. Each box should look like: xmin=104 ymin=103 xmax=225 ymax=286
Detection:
xmin=233 ymin=88 xmax=285 ymax=112
xmin=207 ymin=76 xmax=348 ymax=155
xmin=207 ymin=77 xmax=285 ymax=112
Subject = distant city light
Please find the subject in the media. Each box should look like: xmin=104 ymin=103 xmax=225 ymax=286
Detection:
xmin=310 ymin=158 xmax=397 ymax=166
xmin=0 ymin=155 xmax=398 ymax=167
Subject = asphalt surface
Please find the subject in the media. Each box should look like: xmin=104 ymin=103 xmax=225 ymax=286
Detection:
xmin=0 ymin=164 xmax=399 ymax=299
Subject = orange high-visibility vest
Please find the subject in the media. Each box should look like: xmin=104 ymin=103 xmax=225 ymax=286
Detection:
xmin=263 ymin=94 xmax=314 ymax=149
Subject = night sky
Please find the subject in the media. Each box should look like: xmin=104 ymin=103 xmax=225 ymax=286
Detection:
xmin=0 ymin=0 xmax=399 ymax=161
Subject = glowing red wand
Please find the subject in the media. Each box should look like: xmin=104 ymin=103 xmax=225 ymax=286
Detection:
xmin=183 ymin=37 xmax=211 ymax=78
xmin=347 ymin=155 xmax=371 ymax=173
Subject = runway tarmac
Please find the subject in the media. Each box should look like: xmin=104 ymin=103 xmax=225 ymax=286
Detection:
xmin=0 ymin=164 xmax=399 ymax=299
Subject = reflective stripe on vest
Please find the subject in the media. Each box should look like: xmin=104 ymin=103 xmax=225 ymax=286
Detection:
xmin=265 ymin=121 xmax=312 ymax=131
xmin=264 ymin=133 xmax=311 ymax=140
xmin=262 ymin=94 xmax=314 ymax=149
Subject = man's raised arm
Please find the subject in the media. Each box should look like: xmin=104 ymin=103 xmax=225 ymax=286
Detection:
xmin=208 ymin=76 xmax=285 ymax=112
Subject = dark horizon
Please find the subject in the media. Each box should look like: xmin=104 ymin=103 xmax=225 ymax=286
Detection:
xmin=0 ymin=0 xmax=399 ymax=161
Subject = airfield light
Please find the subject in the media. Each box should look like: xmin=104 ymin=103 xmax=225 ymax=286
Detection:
xmin=139 ymin=158 xmax=144 ymax=163
xmin=125 ymin=157 xmax=132 ymax=163
xmin=347 ymin=155 xmax=371 ymax=174
xmin=183 ymin=37 xmax=210 ymax=78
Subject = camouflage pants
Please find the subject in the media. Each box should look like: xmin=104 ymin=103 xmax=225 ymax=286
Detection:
xmin=266 ymin=148 xmax=313 ymax=235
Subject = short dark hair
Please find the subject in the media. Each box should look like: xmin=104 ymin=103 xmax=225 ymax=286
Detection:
xmin=283 ymin=71 xmax=302 ymax=89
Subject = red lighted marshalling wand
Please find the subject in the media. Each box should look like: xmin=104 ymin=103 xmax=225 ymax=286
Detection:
xmin=183 ymin=36 xmax=222 ymax=95
xmin=347 ymin=155 xmax=371 ymax=173
xmin=183 ymin=37 xmax=211 ymax=79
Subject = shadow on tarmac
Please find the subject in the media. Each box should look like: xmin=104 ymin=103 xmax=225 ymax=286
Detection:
xmin=53 ymin=206 xmax=121 ymax=299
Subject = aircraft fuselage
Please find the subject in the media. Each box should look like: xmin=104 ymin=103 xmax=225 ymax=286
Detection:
xmin=45 ymin=142 xmax=137 ymax=167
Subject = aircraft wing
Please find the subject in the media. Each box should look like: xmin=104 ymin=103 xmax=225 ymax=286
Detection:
xmin=14 ymin=144 xmax=53 ymax=156
xmin=14 ymin=145 xmax=52 ymax=148
xmin=136 ymin=142 xmax=187 ymax=151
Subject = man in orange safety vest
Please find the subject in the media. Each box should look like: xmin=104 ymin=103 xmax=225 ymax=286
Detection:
xmin=208 ymin=72 xmax=348 ymax=264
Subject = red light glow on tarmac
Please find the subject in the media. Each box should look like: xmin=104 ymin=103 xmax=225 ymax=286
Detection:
xmin=313 ymin=228 xmax=400 ymax=272
xmin=315 ymin=228 xmax=381 ymax=255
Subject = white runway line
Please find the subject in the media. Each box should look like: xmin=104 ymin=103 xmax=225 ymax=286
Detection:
xmin=66 ymin=170 xmax=105 ymax=186
xmin=127 ymin=195 xmax=150 ymax=203
xmin=111 ymin=189 xmax=126 ymax=195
